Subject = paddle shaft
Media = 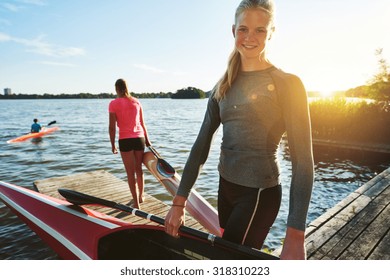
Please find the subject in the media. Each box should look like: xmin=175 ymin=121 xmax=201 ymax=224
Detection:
xmin=148 ymin=146 xmax=162 ymax=159
xmin=58 ymin=188 xmax=278 ymax=260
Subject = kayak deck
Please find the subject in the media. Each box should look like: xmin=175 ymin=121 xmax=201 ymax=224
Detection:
xmin=98 ymin=226 xmax=270 ymax=260
xmin=33 ymin=170 xmax=205 ymax=231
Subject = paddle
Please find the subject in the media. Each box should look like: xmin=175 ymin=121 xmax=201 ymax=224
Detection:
xmin=148 ymin=146 xmax=175 ymax=178
xmin=58 ymin=188 xmax=278 ymax=260
xmin=47 ymin=120 xmax=56 ymax=126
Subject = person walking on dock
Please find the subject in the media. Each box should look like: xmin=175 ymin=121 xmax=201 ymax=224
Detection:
xmin=109 ymin=78 xmax=151 ymax=209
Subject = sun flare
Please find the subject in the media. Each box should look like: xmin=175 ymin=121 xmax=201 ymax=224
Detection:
xmin=319 ymin=91 xmax=335 ymax=98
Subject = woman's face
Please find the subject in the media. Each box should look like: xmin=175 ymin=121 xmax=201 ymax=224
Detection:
xmin=233 ymin=8 xmax=273 ymax=62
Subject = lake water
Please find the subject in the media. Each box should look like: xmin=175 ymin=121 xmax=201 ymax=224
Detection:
xmin=0 ymin=99 xmax=388 ymax=259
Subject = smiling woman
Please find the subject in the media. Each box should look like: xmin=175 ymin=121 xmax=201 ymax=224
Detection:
xmin=164 ymin=0 xmax=314 ymax=261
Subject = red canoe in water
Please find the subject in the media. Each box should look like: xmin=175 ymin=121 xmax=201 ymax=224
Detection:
xmin=0 ymin=181 xmax=278 ymax=260
xmin=7 ymin=126 xmax=60 ymax=143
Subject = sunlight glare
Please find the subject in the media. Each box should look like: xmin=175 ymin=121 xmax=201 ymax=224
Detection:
xmin=319 ymin=90 xmax=335 ymax=98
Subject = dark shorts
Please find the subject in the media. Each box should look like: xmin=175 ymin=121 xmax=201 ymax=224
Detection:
xmin=118 ymin=137 xmax=145 ymax=152
xmin=218 ymin=176 xmax=282 ymax=249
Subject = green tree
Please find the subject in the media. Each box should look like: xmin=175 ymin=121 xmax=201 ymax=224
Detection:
xmin=370 ymin=48 xmax=390 ymax=84
xmin=346 ymin=48 xmax=390 ymax=101
xmin=366 ymin=48 xmax=390 ymax=101
xmin=171 ymin=87 xmax=206 ymax=99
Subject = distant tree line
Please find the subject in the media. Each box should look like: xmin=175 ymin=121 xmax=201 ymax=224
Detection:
xmin=0 ymin=92 xmax=116 ymax=99
xmin=0 ymin=87 xmax=209 ymax=100
xmin=2 ymin=48 xmax=388 ymax=101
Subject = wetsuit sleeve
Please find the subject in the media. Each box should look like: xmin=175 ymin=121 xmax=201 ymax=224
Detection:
xmin=280 ymin=75 xmax=314 ymax=231
xmin=176 ymin=96 xmax=221 ymax=198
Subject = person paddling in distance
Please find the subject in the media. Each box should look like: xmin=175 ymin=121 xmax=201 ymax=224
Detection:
xmin=31 ymin=118 xmax=42 ymax=133
xmin=109 ymin=78 xmax=151 ymax=209
xmin=164 ymin=0 xmax=314 ymax=260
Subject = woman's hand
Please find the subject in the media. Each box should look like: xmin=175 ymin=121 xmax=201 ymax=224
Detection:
xmin=146 ymin=140 xmax=152 ymax=147
xmin=164 ymin=195 xmax=187 ymax=237
xmin=280 ymin=227 xmax=307 ymax=260
xmin=111 ymin=146 xmax=118 ymax=154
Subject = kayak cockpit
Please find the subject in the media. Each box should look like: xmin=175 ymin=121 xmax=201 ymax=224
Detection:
xmin=97 ymin=225 xmax=269 ymax=260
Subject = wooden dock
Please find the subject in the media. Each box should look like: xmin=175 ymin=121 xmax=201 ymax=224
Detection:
xmin=34 ymin=167 xmax=390 ymax=260
xmin=312 ymin=139 xmax=390 ymax=156
xmin=33 ymin=170 xmax=205 ymax=231
xmin=304 ymin=166 xmax=390 ymax=260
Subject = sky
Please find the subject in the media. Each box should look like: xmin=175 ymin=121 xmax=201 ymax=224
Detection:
xmin=0 ymin=0 xmax=389 ymax=95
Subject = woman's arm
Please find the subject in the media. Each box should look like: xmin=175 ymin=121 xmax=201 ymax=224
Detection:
xmin=140 ymin=106 xmax=151 ymax=147
xmin=280 ymin=74 xmax=314 ymax=259
xmin=165 ymin=95 xmax=220 ymax=237
xmin=109 ymin=112 xmax=118 ymax=154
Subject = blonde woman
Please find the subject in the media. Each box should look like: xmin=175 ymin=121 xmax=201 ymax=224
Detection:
xmin=165 ymin=0 xmax=314 ymax=260
xmin=109 ymin=78 xmax=151 ymax=209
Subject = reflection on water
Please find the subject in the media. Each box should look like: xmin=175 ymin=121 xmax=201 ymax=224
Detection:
xmin=0 ymin=99 xmax=388 ymax=259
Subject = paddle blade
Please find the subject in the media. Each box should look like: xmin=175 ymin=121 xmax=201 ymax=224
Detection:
xmin=148 ymin=146 xmax=176 ymax=178
xmin=157 ymin=159 xmax=175 ymax=177
xmin=58 ymin=188 xmax=116 ymax=208
xmin=47 ymin=120 xmax=56 ymax=126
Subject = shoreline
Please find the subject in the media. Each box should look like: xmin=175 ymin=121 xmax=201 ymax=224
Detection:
xmin=312 ymin=138 xmax=390 ymax=156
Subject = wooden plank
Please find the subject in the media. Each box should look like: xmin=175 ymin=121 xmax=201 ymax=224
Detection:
xmin=305 ymin=167 xmax=390 ymax=260
xmin=312 ymin=198 xmax=387 ymax=260
xmin=272 ymin=167 xmax=390 ymax=259
xmin=339 ymin=203 xmax=390 ymax=260
xmin=33 ymin=170 xmax=206 ymax=231
xmin=306 ymin=194 xmax=372 ymax=257
xmin=355 ymin=169 xmax=390 ymax=196
xmin=305 ymin=192 xmax=360 ymax=237
xmin=364 ymin=174 xmax=390 ymax=198
xmin=368 ymin=229 xmax=390 ymax=260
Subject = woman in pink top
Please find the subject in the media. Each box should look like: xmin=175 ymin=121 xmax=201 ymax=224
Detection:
xmin=109 ymin=78 xmax=151 ymax=209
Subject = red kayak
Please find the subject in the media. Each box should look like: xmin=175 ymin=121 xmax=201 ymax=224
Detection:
xmin=0 ymin=181 xmax=278 ymax=260
xmin=7 ymin=126 xmax=60 ymax=143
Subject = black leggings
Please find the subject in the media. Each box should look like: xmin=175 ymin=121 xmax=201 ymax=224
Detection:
xmin=218 ymin=176 xmax=282 ymax=249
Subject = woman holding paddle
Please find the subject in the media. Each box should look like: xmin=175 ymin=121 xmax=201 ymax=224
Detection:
xmin=165 ymin=0 xmax=314 ymax=260
xmin=109 ymin=78 xmax=151 ymax=209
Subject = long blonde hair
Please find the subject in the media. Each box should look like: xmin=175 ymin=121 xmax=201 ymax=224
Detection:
xmin=115 ymin=78 xmax=132 ymax=100
xmin=214 ymin=0 xmax=275 ymax=101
